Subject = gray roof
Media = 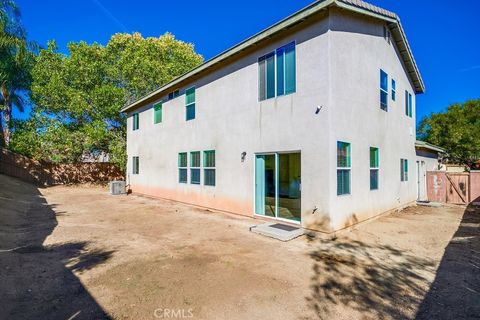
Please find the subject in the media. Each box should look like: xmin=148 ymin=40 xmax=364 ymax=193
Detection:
xmin=122 ymin=0 xmax=424 ymax=113
xmin=415 ymin=140 xmax=445 ymax=153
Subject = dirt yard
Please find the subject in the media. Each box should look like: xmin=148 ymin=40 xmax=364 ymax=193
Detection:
xmin=0 ymin=174 xmax=479 ymax=320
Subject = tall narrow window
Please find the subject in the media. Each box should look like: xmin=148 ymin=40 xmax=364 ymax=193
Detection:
xmin=133 ymin=113 xmax=139 ymax=130
xmin=178 ymin=153 xmax=187 ymax=183
xmin=132 ymin=156 xmax=139 ymax=175
xmin=401 ymin=159 xmax=409 ymax=181
xmin=405 ymin=91 xmax=413 ymax=117
xmin=337 ymin=141 xmax=351 ymax=195
xmin=185 ymin=87 xmax=196 ymax=121
xmin=276 ymin=42 xmax=296 ymax=96
xmin=258 ymin=52 xmax=275 ymax=101
xmin=153 ymin=102 xmax=162 ymax=124
xmin=380 ymin=70 xmax=388 ymax=111
xmin=391 ymin=79 xmax=396 ymax=101
xmin=204 ymin=150 xmax=216 ymax=186
xmin=190 ymin=151 xmax=200 ymax=184
xmin=370 ymin=147 xmax=379 ymax=190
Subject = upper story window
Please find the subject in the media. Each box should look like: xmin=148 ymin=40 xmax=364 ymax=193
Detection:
xmin=133 ymin=113 xmax=139 ymax=130
xmin=380 ymin=69 xmax=388 ymax=111
xmin=185 ymin=87 xmax=196 ymax=121
xmin=153 ymin=102 xmax=162 ymax=124
xmin=391 ymin=79 xmax=396 ymax=101
xmin=259 ymin=42 xmax=296 ymax=101
xmin=405 ymin=91 xmax=413 ymax=117
xmin=168 ymin=90 xmax=180 ymax=100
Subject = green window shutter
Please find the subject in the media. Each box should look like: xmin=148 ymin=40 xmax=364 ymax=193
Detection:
xmin=154 ymin=103 xmax=162 ymax=124
xmin=284 ymin=43 xmax=296 ymax=94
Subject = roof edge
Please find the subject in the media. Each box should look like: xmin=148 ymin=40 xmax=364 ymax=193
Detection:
xmin=415 ymin=140 xmax=445 ymax=153
xmin=121 ymin=0 xmax=424 ymax=113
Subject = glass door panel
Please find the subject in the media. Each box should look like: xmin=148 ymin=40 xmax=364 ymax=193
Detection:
xmin=278 ymin=153 xmax=301 ymax=222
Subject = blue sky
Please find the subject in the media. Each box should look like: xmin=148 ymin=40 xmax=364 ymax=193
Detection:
xmin=15 ymin=0 xmax=480 ymax=123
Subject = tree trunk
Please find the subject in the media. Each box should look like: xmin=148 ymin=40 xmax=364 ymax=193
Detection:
xmin=0 ymin=110 xmax=4 ymax=147
xmin=3 ymin=102 xmax=11 ymax=146
xmin=1 ymin=82 xmax=11 ymax=146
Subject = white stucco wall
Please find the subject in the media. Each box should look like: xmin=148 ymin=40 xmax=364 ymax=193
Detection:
xmin=126 ymin=8 xmax=420 ymax=232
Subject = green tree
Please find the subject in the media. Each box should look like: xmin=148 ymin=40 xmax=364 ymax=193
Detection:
xmin=0 ymin=0 xmax=35 ymax=146
xmin=15 ymin=33 xmax=202 ymax=169
xmin=418 ymin=99 xmax=480 ymax=168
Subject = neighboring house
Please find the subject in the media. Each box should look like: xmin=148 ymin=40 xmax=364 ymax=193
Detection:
xmin=121 ymin=0 xmax=425 ymax=232
xmin=415 ymin=140 xmax=444 ymax=201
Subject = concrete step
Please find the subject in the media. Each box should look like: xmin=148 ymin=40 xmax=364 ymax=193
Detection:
xmin=250 ymin=223 xmax=304 ymax=241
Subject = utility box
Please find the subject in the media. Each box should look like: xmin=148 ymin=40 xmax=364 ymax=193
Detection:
xmin=109 ymin=181 xmax=126 ymax=195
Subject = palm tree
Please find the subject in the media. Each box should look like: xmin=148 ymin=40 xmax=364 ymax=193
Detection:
xmin=0 ymin=0 xmax=33 ymax=146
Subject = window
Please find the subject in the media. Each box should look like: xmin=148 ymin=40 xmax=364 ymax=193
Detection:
xmin=380 ymin=70 xmax=388 ymax=111
xmin=132 ymin=156 xmax=139 ymax=175
xmin=153 ymin=103 xmax=162 ymax=124
xmin=370 ymin=147 xmax=379 ymax=190
xmin=337 ymin=141 xmax=351 ymax=195
xmin=405 ymin=91 xmax=413 ymax=117
xmin=276 ymin=42 xmax=296 ymax=96
xmin=178 ymin=153 xmax=187 ymax=183
xmin=168 ymin=90 xmax=180 ymax=100
xmin=401 ymin=159 xmax=408 ymax=181
xmin=133 ymin=113 xmax=139 ymax=130
xmin=259 ymin=42 xmax=296 ymax=101
xmin=391 ymin=79 xmax=396 ymax=101
xmin=185 ymin=87 xmax=195 ymax=121
xmin=258 ymin=52 xmax=275 ymax=101
xmin=204 ymin=150 xmax=216 ymax=186
xmin=190 ymin=151 xmax=200 ymax=184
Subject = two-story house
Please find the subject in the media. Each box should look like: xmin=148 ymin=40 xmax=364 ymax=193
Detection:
xmin=121 ymin=0 xmax=425 ymax=232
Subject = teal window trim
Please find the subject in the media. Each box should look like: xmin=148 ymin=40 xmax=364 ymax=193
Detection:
xmin=401 ymin=158 xmax=409 ymax=181
xmin=203 ymin=150 xmax=216 ymax=187
xmin=391 ymin=79 xmax=396 ymax=101
xmin=190 ymin=151 xmax=200 ymax=184
xmin=185 ymin=87 xmax=196 ymax=121
xmin=259 ymin=41 xmax=296 ymax=101
xmin=153 ymin=102 xmax=162 ymax=124
xmin=380 ymin=69 xmax=388 ymax=111
xmin=405 ymin=91 xmax=413 ymax=117
xmin=178 ymin=152 xmax=187 ymax=183
xmin=337 ymin=141 xmax=351 ymax=195
xmin=133 ymin=113 xmax=139 ymax=131
xmin=132 ymin=156 xmax=139 ymax=175
xmin=370 ymin=147 xmax=379 ymax=190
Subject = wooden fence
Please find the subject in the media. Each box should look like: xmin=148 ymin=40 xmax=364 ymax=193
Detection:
xmin=0 ymin=148 xmax=124 ymax=186
xmin=426 ymin=171 xmax=480 ymax=205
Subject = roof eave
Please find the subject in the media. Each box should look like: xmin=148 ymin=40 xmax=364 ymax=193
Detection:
xmin=121 ymin=0 xmax=425 ymax=113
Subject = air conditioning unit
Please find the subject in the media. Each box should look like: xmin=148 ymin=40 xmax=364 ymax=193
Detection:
xmin=109 ymin=180 xmax=126 ymax=195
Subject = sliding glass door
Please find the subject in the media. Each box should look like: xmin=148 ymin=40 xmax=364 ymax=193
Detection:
xmin=255 ymin=153 xmax=301 ymax=223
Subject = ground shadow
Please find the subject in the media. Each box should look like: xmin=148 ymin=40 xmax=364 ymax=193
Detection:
xmin=415 ymin=201 xmax=480 ymax=319
xmin=0 ymin=174 xmax=113 ymax=320
xmin=305 ymin=236 xmax=435 ymax=319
